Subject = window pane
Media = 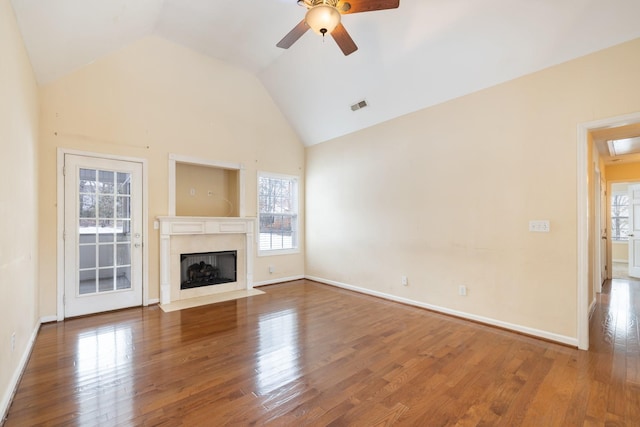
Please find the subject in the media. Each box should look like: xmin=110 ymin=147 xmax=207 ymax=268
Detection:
xmin=79 ymin=194 xmax=96 ymax=218
xmin=78 ymin=270 xmax=96 ymax=295
xmin=99 ymin=244 xmax=114 ymax=268
xmin=116 ymin=267 xmax=132 ymax=290
xmin=258 ymin=175 xmax=297 ymax=251
xmin=98 ymin=170 xmax=115 ymax=194
xmin=117 ymin=172 xmax=131 ymax=195
xmin=79 ymin=219 xmax=96 ymax=243
xmin=116 ymin=220 xmax=131 ymax=242
xmin=98 ymin=220 xmax=114 ymax=242
xmin=98 ymin=195 xmax=114 ymax=219
xmin=116 ymin=244 xmax=130 ymax=266
xmin=98 ymin=268 xmax=114 ymax=292
xmin=79 ymin=245 xmax=96 ymax=269
xmin=79 ymin=169 xmax=97 ymax=193
xmin=612 ymin=192 xmax=630 ymax=241
xmin=116 ymin=196 xmax=131 ymax=219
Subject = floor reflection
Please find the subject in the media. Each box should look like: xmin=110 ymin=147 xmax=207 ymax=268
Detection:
xmin=75 ymin=325 xmax=133 ymax=423
xmin=609 ymin=280 xmax=631 ymax=334
xmin=256 ymin=308 xmax=300 ymax=395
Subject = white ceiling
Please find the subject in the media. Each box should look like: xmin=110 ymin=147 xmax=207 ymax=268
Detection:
xmin=10 ymin=0 xmax=640 ymax=146
xmin=593 ymin=123 xmax=640 ymax=165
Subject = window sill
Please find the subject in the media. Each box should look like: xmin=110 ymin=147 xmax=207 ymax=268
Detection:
xmin=258 ymin=248 xmax=300 ymax=257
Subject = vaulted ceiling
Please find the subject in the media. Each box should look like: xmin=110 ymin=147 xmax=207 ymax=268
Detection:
xmin=10 ymin=0 xmax=640 ymax=146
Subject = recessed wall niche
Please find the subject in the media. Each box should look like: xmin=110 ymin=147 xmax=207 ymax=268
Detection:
xmin=168 ymin=154 xmax=244 ymax=217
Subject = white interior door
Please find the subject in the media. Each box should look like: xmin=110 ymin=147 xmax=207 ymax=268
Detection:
xmin=64 ymin=154 xmax=143 ymax=317
xmin=628 ymin=184 xmax=640 ymax=278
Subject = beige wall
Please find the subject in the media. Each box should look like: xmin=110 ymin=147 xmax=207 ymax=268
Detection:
xmin=176 ymin=163 xmax=239 ymax=217
xmin=306 ymin=37 xmax=640 ymax=340
xmin=38 ymin=36 xmax=306 ymax=317
xmin=0 ymin=0 xmax=39 ymax=414
xmin=606 ymin=162 xmax=640 ymax=182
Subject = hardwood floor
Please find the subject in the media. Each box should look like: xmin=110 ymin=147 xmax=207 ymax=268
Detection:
xmin=4 ymin=279 xmax=640 ymax=426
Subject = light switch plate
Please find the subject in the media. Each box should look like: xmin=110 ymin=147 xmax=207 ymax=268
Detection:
xmin=529 ymin=220 xmax=550 ymax=232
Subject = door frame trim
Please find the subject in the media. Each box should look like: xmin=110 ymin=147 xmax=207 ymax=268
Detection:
xmin=577 ymin=111 xmax=640 ymax=350
xmin=57 ymin=148 xmax=149 ymax=320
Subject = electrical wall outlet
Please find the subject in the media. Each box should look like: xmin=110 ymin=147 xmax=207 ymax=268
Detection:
xmin=459 ymin=285 xmax=467 ymax=296
xmin=269 ymin=265 xmax=274 ymax=274
xmin=401 ymin=276 xmax=408 ymax=286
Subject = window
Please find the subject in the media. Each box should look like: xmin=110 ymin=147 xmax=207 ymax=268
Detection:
xmin=258 ymin=172 xmax=299 ymax=254
xmin=611 ymin=192 xmax=629 ymax=241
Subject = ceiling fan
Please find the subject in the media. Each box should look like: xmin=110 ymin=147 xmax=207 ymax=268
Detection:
xmin=277 ymin=0 xmax=400 ymax=56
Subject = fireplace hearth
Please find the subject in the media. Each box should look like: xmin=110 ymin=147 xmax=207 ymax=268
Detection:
xmin=180 ymin=250 xmax=237 ymax=290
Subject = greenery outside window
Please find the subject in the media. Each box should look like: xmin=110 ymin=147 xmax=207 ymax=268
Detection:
xmin=258 ymin=172 xmax=299 ymax=254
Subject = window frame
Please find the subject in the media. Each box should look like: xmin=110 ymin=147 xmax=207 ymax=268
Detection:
xmin=257 ymin=171 xmax=300 ymax=256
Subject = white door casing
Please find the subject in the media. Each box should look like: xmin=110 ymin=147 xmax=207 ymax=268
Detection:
xmin=600 ymin=177 xmax=607 ymax=286
xmin=628 ymin=183 xmax=640 ymax=278
xmin=64 ymin=154 xmax=143 ymax=317
xmin=593 ymin=168 xmax=603 ymax=294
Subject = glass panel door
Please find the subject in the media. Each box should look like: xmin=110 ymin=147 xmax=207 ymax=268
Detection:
xmin=78 ymin=169 xmax=133 ymax=295
xmin=64 ymin=154 xmax=143 ymax=317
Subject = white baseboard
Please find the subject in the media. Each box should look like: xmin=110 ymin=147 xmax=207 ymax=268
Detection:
xmin=40 ymin=315 xmax=57 ymax=324
xmin=1 ymin=320 xmax=41 ymax=421
xmin=306 ymin=275 xmax=578 ymax=348
xmin=253 ymin=275 xmax=305 ymax=287
xmin=147 ymin=298 xmax=160 ymax=305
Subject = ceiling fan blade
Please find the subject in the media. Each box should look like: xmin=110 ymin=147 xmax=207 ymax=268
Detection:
xmin=331 ymin=23 xmax=358 ymax=56
xmin=277 ymin=20 xmax=310 ymax=49
xmin=337 ymin=0 xmax=400 ymax=14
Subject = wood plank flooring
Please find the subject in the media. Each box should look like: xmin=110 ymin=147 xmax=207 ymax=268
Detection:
xmin=4 ymin=279 xmax=640 ymax=426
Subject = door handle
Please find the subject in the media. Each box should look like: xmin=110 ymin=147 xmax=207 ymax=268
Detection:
xmin=629 ymin=234 xmax=635 ymax=237
xmin=134 ymin=243 xmax=141 ymax=248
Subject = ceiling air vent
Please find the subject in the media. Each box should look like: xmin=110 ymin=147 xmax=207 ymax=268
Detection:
xmin=350 ymin=100 xmax=368 ymax=112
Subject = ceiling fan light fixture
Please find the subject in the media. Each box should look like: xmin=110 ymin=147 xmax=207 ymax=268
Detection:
xmin=305 ymin=4 xmax=341 ymax=36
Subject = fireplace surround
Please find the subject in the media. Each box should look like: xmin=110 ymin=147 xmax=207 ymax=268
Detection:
xmin=158 ymin=216 xmax=255 ymax=304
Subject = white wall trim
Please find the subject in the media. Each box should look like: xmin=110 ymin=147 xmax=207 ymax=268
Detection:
xmin=306 ymin=275 xmax=578 ymax=347
xmin=0 ymin=321 xmax=40 ymax=421
xmin=148 ymin=298 xmax=160 ymax=305
xmin=254 ymin=275 xmax=305 ymax=287
xmin=56 ymin=148 xmax=150 ymax=321
xmin=577 ymin=111 xmax=640 ymax=351
xmin=168 ymin=153 xmax=245 ymax=217
xmin=56 ymin=150 xmax=65 ymax=321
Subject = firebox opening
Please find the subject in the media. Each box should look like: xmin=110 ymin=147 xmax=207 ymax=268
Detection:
xmin=180 ymin=250 xmax=237 ymax=290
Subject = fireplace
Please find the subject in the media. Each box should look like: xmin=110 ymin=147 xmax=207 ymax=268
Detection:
xmin=180 ymin=250 xmax=237 ymax=289
xmin=157 ymin=216 xmax=255 ymax=304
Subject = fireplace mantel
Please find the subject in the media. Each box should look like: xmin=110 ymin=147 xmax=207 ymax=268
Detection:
xmin=157 ymin=216 xmax=255 ymax=304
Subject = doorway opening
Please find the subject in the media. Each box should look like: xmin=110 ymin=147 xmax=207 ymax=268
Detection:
xmin=579 ymin=112 xmax=640 ymax=350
